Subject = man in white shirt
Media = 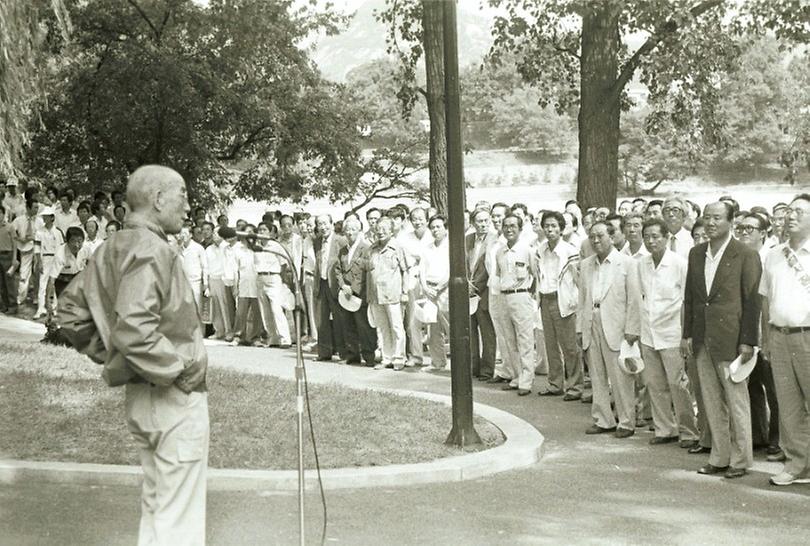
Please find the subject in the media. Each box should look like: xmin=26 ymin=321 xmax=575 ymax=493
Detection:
xmin=760 ymin=193 xmax=810 ymax=486
xmin=637 ymin=218 xmax=699 ymax=447
xmin=179 ymin=226 xmax=209 ymax=312
xmin=33 ymin=207 xmax=64 ymax=318
xmin=46 ymin=226 xmax=88 ymax=307
xmin=535 ymin=211 xmax=582 ymax=399
xmin=662 ymin=197 xmax=694 ymax=259
xmin=206 ymin=227 xmax=236 ymax=341
xmin=486 ymin=203 xmax=511 ymax=384
xmin=398 ymin=207 xmax=432 ymax=366
xmin=2 ymin=178 xmax=24 ymax=222
xmin=54 ymin=191 xmax=80 ymax=236
xmin=494 ymin=214 xmax=537 ymax=395
xmin=11 ymin=197 xmax=43 ymax=307
xmin=621 ymin=212 xmax=649 ymax=259
xmin=420 ymin=214 xmax=450 ymax=372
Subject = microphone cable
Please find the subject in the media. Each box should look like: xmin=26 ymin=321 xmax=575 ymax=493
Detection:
xmin=301 ymin=357 xmax=328 ymax=546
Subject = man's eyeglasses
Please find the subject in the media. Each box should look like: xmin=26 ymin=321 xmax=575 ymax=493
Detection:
xmin=734 ymin=225 xmax=760 ymax=235
xmin=787 ymin=207 xmax=807 ymax=219
xmin=662 ymin=207 xmax=684 ymax=215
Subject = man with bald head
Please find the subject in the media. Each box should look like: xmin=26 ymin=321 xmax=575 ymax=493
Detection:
xmin=58 ymin=165 xmax=209 ymax=545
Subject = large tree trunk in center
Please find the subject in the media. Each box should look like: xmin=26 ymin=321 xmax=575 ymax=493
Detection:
xmin=422 ymin=0 xmax=448 ymax=215
xmin=576 ymin=6 xmax=621 ymax=210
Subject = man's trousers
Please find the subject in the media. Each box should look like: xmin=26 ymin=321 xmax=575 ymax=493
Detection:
xmin=640 ymin=345 xmax=699 ymax=440
xmin=587 ymin=310 xmax=635 ymax=431
xmin=470 ymin=304 xmax=496 ymax=378
xmin=697 ymin=347 xmax=753 ymax=470
xmin=494 ymin=292 xmax=536 ymax=391
xmin=539 ymin=292 xmax=582 ymax=395
xmin=125 ymin=383 xmax=209 ymax=546
xmin=369 ymin=302 xmax=406 ymax=365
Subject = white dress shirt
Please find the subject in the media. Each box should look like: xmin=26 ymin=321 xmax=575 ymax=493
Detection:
xmin=536 ymin=239 xmax=579 ymax=294
xmin=638 ymin=250 xmax=688 ymax=349
xmin=592 ymin=249 xmax=619 ymax=305
xmin=621 ymin=241 xmax=649 ymax=259
xmin=54 ymin=207 xmax=80 ymax=236
xmin=705 ymin=233 xmax=732 ymax=294
xmin=495 ymin=238 xmax=535 ymax=291
xmin=49 ymin=243 xmax=89 ymax=278
xmin=668 ymin=227 xmax=694 ymax=259
xmin=759 ymin=240 xmax=810 ymax=327
xmin=182 ymin=239 xmax=208 ymax=285
xmin=11 ymin=214 xmax=43 ymax=253
xmin=320 ymin=233 xmax=333 ymax=280
xmin=206 ymin=242 xmax=225 ymax=278
xmin=420 ymin=237 xmax=450 ymax=286
xmin=36 ymin=225 xmax=64 ymax=256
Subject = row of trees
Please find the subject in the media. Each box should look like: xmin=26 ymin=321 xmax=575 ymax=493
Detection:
xmin=3 ymin=0 xmax=808 ymax=213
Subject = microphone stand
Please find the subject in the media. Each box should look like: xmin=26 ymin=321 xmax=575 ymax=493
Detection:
xmin=239 ymin=232 xmax=307 ymax=545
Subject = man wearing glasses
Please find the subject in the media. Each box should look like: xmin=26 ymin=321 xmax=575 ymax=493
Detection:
xmin=759 ymin=194 xmax=810 ymax=486
xmin=662 ymin=197 xmax=693 ymax=259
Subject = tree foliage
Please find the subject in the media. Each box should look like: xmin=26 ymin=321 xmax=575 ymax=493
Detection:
xmin=25 ymin=0 xmax=359 ymax=207
xmin=0 ymin=0 xmax=70 ymax=178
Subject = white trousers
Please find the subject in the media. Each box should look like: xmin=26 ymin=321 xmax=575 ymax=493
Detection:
xmin=126 ymin=383 xmax=209 ymax=546
xmin=369 ymin=302 xmax=406 ymax=365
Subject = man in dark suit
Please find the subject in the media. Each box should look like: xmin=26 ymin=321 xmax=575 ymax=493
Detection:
xmin=466 ymin=208 xmax=498 ymax=380
xmin=336 ymin=217 xmax=376 ymax=366
xmin=314 ymin=214 xmax=348 ymax=361
xmin=682 ymin=201 xmax=762 ymax=479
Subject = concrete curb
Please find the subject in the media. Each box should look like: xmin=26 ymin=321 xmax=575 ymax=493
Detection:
xmin=0 ymin=389 xmax=543 ymax=491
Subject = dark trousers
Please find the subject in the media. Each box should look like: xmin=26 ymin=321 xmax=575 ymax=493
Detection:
xmin=344 ymin=303 xmax=377 ymax=365
xmin=0 ymin=251 xmax=17 ymax=312
xmin=317 ymin=279 xmax=346 ymax=359
xmin=749 ymin=354 xmax=780 ymax=448
xmin=471 ymin=305 xmax=496 ymax=378
xmin=234 ymin=296 xmax=262 ymax=342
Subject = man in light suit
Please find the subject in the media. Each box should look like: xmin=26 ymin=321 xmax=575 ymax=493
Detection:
xmin=682 ymin=201 xmax=762 ymax=479
xmin=336 ymin=217 xmax=376 ymax=367
xmin=314 ymin=214 xmax=348 ymax=361
xmin=577 ymin=221 xmax=641 ymax=438
xmin=466 ymin=208 xmax=498 ymax=380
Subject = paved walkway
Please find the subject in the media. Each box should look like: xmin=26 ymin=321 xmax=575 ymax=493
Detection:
xmin=2 ymin=313 xmax=809 ymax=545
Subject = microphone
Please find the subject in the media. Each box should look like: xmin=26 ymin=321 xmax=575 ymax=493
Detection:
xmin=235 ymin=231 xmax=306 ymax=312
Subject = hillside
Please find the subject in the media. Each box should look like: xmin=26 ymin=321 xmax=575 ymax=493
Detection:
xmin=313 ymin=0 xmax=495 ymax=82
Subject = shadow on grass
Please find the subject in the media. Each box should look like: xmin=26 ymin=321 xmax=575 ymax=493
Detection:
xmin=0 ymin=344 xmax=504 ymax=470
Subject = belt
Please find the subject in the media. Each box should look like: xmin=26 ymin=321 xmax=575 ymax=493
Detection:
xmin=501 ymin=288 xmax=530 ymax=295
xmin=130 ymin=375 xmax=207 ymax=393
xmin=771 ymin=325 xmax=810 ymax=335
xmin=42 ymin=253 xmax=54 ymax=257
xmin=539 ymin=291 xmax=558 ymax=298
xmin=257 ymin=271 xmax=280 ymax=276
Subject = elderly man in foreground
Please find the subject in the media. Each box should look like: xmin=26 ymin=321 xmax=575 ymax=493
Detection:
xmin=59 ymin=165 xmax=209 ymax=546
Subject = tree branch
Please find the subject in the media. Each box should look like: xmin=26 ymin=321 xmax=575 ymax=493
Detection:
xmin=611 ymin=0 xmax=724 ymax=99
xmin=126 ymin=0 xmax=160 ymax=42
xmin=216 ymin=125 xmax=272 ymax=161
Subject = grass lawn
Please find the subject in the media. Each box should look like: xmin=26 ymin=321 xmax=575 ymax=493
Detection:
xmin=0 ymin=341 xmax=503 ymax=470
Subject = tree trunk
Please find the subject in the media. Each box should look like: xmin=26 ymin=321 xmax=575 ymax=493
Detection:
xmin=576 ymin=6 xmax=621 ymax=210
xmin=422 ymin=0 xmax=448 ymax=215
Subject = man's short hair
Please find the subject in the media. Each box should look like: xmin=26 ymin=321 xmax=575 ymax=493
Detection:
xmin=565 ymin=199 xmax=579 ymax=208
xmin=792 ymin=193 xmax=810 ymax=205
xmin=76 ymin=200 xmax=91 ymax=213
xmin=107 ymin=220 xmax=122 ymax=231
xmin=365 ymin=207 xmax=381 ymax=218
xmin=719 ymin=195 xmax=740 ymax=214
xmin=502 ymin=212 xmax=523 ymax=229
xmin=563 ymin=212 xmax=579 ymax=229
xmin=469 ymin=207 xmax=490 ymax=223
xmin=511 ymin=203 xmax=528 ymax=216
xmin=691 ymin=218 xmax=705 ymax=237
xmin=744 ymin=212 xmax=770 ymax=232
xmin=632 ymin=197 xmax=647 ymax=205
xmin=647 ymin=199 xmax=663 ymax=209
xmin=428 ymin=214 xmax=446 ymax=228
xmin=386 ymin=207 xmax=406 ymax=221
xmin=623 ymin=211 xmax=644 ymax=224
xmin=59 ymin=190 xmax=73 ymax=202
xmin=65 ymin=226 xmax=85 ymax=242
xmin=409 ymin=207 xmax=427 ymax=221
xmin=663 ymin=196 xmax=688 ymax=214
xmin=376 ymin=216 xmax=394 ymax=231
xmin=94 ymin=191 xmax=108 ymax=202
xmin=541 ymin=211 xmax=566 ymax=230
xmin=279 ymin=214 xmax=294 ymax=224
xmin=202 ymin=221 xmax=215 ymax=230
xmin=590 ymin=220 xmax=615 ymax=236
xmin=642 ymin=217 xmax=670 ymax=237
xmin=606 ymin=212 xmax=625 ymax=231
xmin=773 ymin=202 xmax=789 ymax=213
xmin=490 ymin=202 xmax=509 ymax=214
xmin=343 ymin=216 xmax=362 ymax=230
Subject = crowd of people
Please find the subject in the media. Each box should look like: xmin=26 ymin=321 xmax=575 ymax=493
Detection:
xmin=2 ymin=175 xmax=809 ymax=488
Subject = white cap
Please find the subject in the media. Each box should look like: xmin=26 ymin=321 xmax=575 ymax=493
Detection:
xmin=38 ymin=206 xmax=56 ymax=216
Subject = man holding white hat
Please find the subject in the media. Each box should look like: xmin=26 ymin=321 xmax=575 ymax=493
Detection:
xmin=420 ymin=214 xmax=450 ymax=372
xmin=33 ymin=206 xmax=64 ymax=318
xmin=636 ymin=217 xmax=699 ymax=447
xmin=336 ymin=216 xmax=377 ymax=367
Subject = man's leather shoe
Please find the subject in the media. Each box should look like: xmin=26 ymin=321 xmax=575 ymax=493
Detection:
xmin=487 ymin=376 xmax=508 ymax=384
xmin=562 ymin=393 xmax=581 ymax=401
xmin=679 ymin=440 xmax=699 ymax=449
xmin=766 ymin=449 xmax=786 ymax=462
xmin=688 ymin=445 xmax=711 ymax=454
xmin=478 ymin=375 xmax=493 ymax=382
xmin=649 ymin=435 xmax=678 ymax=445
xmin=581 ymin=393 xmax=593 ymax=404
xmin=538 ymin=389 xmax=563 ymax=396
xmin=502 ymin=384 xmax=518 ymax=391
xmin=614 ymin=427 xmax=635 ymax=439
xmin=517 ymin=389 xmax=531 ymax=396
xmin=724 ymin=467 xmax=747 ymax=479
xmin=585 ymin=425 xmax=616 ymax=435
xmin=698 ymin=464 xmax=728 ymax=475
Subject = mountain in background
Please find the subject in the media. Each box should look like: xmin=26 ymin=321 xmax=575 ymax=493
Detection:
xmin=313 ymin=0 xmax=495 ymax=82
